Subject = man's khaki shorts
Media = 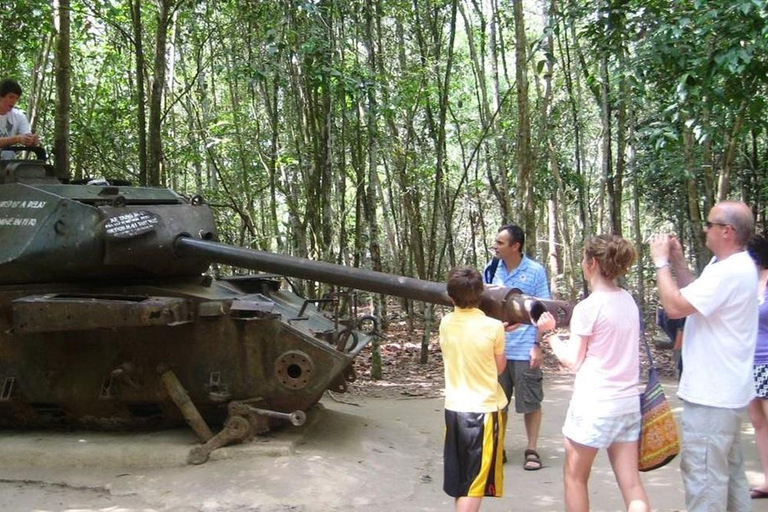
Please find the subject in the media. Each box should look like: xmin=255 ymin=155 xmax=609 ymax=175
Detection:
xmin=498 ymin=360 xmax=543 ymax=414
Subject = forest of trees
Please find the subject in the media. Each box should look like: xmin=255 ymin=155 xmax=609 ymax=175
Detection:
xmin=4 ymin=0 xmax=768 ymax=326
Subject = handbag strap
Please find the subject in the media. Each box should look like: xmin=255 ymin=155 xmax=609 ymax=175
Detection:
xmin=639 ymin=315 xmax=659 ymax=379
xmin=642 ymin=334 xmax=656 ymax=371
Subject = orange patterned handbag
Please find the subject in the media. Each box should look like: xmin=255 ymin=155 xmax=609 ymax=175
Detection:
xmin=638 ymin=338 xmax=680 ymax=472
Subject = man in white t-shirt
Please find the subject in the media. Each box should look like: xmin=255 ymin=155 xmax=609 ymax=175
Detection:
xmin=650 ymin=201 xmax=757 ymax=512
xmin=0 ymin=78 xmax=40 ymax=160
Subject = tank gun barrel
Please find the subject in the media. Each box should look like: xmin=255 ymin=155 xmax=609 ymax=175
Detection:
xmin=174 ymin=237 xmax=572 ymax=327
xmin=175 ymin=236 xmax=452 ymax=306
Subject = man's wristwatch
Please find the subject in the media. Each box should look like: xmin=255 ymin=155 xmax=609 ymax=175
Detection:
xmin=654 ymin=259 xmax=669 ymax=269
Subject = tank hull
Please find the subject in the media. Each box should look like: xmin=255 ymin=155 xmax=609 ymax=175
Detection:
xmin=0 ymin=276 xmax=365 ymax=429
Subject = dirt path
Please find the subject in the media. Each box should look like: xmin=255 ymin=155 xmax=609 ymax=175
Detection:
xmin=1 ymin=374 xmax=767 ymax=511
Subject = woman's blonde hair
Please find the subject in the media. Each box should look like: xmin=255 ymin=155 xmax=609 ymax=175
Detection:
xmin=584 ymin=234 xmax=636 ymax=280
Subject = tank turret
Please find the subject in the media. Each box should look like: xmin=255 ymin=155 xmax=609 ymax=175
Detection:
xmin=0 ymin=150 xmax=572 ymax=463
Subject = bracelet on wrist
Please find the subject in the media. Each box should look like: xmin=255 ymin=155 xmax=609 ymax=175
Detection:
xmin=540 ymin=329 xmax=556 ymax=339
xmin=654 ymin=259 xmax=669 ymax=269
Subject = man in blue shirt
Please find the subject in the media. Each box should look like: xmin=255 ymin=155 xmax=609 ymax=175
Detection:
xmin=484 ymin=224 xmax=551 ymax=470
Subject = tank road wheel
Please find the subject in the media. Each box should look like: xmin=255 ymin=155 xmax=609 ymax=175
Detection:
xmin=357 ymin=314 xmax=378 ymax=334
xmin=336 ymin=315 xmax=377 ymax=352
xmin=336 ymin=329 xmax=358 ymax=353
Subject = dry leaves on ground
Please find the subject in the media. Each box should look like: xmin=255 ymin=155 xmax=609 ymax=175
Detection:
xmin=349 ymin=311 xmax=679 ymax=401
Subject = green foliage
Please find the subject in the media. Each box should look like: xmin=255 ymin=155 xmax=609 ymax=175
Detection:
xmin=11 ymin=0 xmax=768 ymax=308
xmin=0 ymin=1 xmax=53 ymax=72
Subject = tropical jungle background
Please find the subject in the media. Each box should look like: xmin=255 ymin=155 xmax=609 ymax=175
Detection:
xmin=4 ymin=0 xmax=768 ymax=364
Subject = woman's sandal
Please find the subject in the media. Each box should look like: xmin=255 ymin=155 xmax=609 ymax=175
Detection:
xmin=523 ymin=449 xmax=542 ymax=471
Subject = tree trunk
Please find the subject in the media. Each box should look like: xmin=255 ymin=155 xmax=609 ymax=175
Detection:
xmin=599 ymin=55 xmax=613 ymax=234
xmin=539 ymin=0 xmax=562 ymax=292
xmin=561 ymin=18 xmax=588 ymax=238
xmin=364 ymin=0 xmax=383 ymax=378
xmin=613 ymin=51 xmax=627 ymax=237
xmin=53 ymin=0 xmax=70 ymax=177
xmin=513 ymin=0 xmax=534 ymax=252
xmin=147 ymin=0 xmax=172 ymax=186
xmin=717 ymin=100 xmax=748 ymax=202
xmin=547 ymin=197 xmax=560 ymax=297
xmin=420 ymin=302 xmax=434 ymax=365
xmin=682 ymin=125 xmax=707 ymax=271
xmin=490 ymin=0 xmax=512 ymax=222
xmin=266 ymin=79 xmax=282 ymax=252
xmin=628 ymin=97 xmax=644 ymax=315
xmin=436 ymin=0 xmax=459 ymax=270
xmin=28 ymin=33 xmax=54 ymax=132
xmin=130 ymin=0 xmax=147 ymax=184
xmin=461 ymin=0 xmax=511 ymax=221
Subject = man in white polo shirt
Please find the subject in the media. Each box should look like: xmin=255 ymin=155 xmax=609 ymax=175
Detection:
xmin=0 ymin=78 xmax=39 ymax=160
xmin=650 ymin=201 xmax=756 ymax=512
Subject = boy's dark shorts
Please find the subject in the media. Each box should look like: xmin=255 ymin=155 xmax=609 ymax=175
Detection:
xmin=443 ymin=409 xmax=504 ymax=498
xmin=499 ymin=360 xmax=544 ymax=414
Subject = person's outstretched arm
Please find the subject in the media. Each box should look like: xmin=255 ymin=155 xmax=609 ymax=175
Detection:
xmin=0 ymin=133 xmax=38 ymax=148
xmin=650 ymin=234 xmax=697 ymax=319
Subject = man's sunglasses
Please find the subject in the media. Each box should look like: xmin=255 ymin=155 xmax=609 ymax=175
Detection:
xmin=705 ymin=221 xmax=729 ymax=229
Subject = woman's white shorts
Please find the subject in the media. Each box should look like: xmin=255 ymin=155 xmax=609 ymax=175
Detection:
xmin=562 ymin=403 xmax=641 ymax=449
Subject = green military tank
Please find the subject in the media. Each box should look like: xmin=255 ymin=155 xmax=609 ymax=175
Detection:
xmin=0 ymin=148 xmax=571 ymax=463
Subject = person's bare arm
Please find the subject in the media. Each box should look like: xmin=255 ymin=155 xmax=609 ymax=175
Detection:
xmin=668 ymin=235 xmax=695 ymax=287
xmin=0 ymin=134 xmax=21 ymax=148
xmin=655 ymin=266 xmax=697 ymax=318
xmin=535 ymin=311 xmax=583 ymax=370
xmin=650 ymin=234 xmax=698 ymax=319
xmin=496 ymin=322 xmax=517 ymax=374
xmin=495 ymin=354 xmax=506 ymax=375
xmin=529 ymin=342 xmax=543 ymax=369
xmin=0 ymin=133 xmax=38 ymax=148
xmin=674 ymin=328 xmax=683 ymax=351
xmin=549 ymin=333 xmax=587 ymax=372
